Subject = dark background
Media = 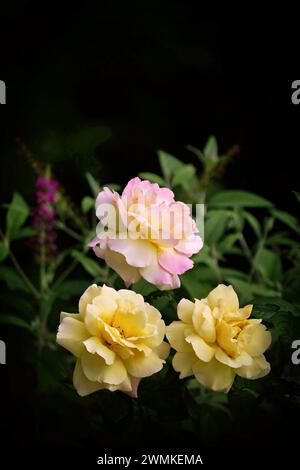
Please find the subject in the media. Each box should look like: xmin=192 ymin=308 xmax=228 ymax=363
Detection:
xmin=1 ymin=1 xmax=300 ymax=212
xmin=1 ymin=0 xmax=300 ymax=464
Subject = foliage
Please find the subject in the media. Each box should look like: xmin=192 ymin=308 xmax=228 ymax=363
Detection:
xmin=1 ymin=135 xmax=300 ymax=450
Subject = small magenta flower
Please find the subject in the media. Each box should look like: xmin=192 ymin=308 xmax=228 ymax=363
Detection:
xmin=30 ymin=175 xmax=59 ymax=259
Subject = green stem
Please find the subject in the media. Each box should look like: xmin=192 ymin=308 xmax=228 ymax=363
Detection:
xmin=52 ymin=259 xmax=79 ymax=290
xmin=10 ymin=248 xmax=41 ymax=299
xmin=56 ymin=221 xmax=85 ymax=242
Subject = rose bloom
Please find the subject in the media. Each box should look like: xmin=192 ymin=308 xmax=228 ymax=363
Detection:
xmin=166 ymin=284 xmax=272 ymax=392
xmin=56 ymin=284 xmax=169 ymax=397
xmin=89 ymin=177 xmax=202 ymax=290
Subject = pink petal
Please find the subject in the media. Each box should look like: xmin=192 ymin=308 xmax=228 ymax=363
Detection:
xmin=158 ymin=248 xmax=193 ymax=275
xmin=140 ymin=261 xmax=180 ymax=290
xmin=175 ymin=234 xmax=203 ymax=256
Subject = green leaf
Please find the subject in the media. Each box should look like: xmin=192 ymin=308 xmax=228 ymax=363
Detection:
xmin=205 ymin=211 xmax=229 ymax=244
xmin=0 ymin=241 xmax=9 ymax=262
xmin=81 ymin=196 xmax=95 ymax=214
xmin=138 ymin=172 xmax=166 ymax=186
xmin=158 ymin=150 xmax=184 ymax=183
xmin=132 ymin=278 xmax=157 ymax=296
xmin=0 ymin=314 xmax=31 ymax=331
xmin=0 ymin=266 xmax=29 ymax=293
xmin=218 ymin=233 xmax=240 ymax=253
xmin=12 ymin=227 xmax=36 ymax=240
xmin=272 ymin=209 xmax=300 ymax=235
xmin=71 ymin=250 xmax=103 ymax=277
xmin=172 ymin=164 xmax=196 ymax=188
xmin=56 ymin=280 xmax=91 ymax=299
xmin=255 ymin=248 xmax=282 ymax=282
xmin=243 ymin=211 xmax=261 ymax=238
xmin=293 ymin=191 xmax=300 ymax=204
xmin=6 ymin=192 xmax=29 ymax=240
xmin=209 ymin=190 xmax=273 ymax=208
xmin=226 ymin=277 xmax=280 ymax=303
xmin=181 ymin=269 xmax=213 ymax=299
xmin=85 ymin=172 xmax=100 ymax=196
xmin=203 ymin=135 xmax=219 ymax=162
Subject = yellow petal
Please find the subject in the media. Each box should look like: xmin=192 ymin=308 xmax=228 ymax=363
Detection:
xmin=81 ymin=351 xmax=127 ymax=385
xmin=236 ymin=354 xmax=271 ymax=379
xmin=216 ymin=319 xmax=239 ymax=357
xmin=185 ymin=333 xmax=215 ymax=362
xmin=166 ymin=321 xmax=191 ymax=352
xmin=215 ymin=347 xmax=253 ymax=368
xmin=192 ymin=357 xmax=235 ymax=392
xmin=85 ymin=304 xmax=101 ymax=336
xmin=207 ymin=284 xmax=239 ymax=313
xmin=57 ymin=317 xmax=89 ymax=357
xmin=79 ymin=284 xmax=101 ymax=317
xmin=224 ymin=304 xmax=253 ymax=322
xmin=60 ymin=312 xmax=81 ymax=321
xmin=124 ymin=351 xmax=164 ymax=377
xmin=83 ymin=337 xmax=116 ymax=365
xmin=173 ymin=351 xmax=197 ymax=378
xmin=177 ymin=298 xmax=194 ymax=323
xmin=92 ymin=294 xmax=118 ymax=324
xmin=73 ymin=360 xmax=104 ymax=397
xmin=238 ymin=322 xmax=272 ymax=356
xmin=193 ymin=300 xmax=216 ymax=343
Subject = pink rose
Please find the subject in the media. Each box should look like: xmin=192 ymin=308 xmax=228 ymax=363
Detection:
xmin=89 ymin=177 xmax=202 ymax=290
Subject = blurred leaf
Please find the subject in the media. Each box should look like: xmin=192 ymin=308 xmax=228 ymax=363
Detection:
xmin=56 ymin=280 xmax=91 ymax=299
xmin=293 ymin=191 xmax=300 ymax=204
xmin=0 ymin=266 xmax=29 ymax=293
xmin=243 ymin=211 xmax=261 ymax=238
xmin=209 ymin=190 xmax=273 ymax=208
xmin=255 ymin=248 xmax=282 ymax=282
xmin=172 ymin=164 xmax=196 ymax=188
xmin=71 ymin=250 xmax=104 ymax=277
xmin=203 ymin=135 xmax=219 ymax=163
xmin=12 ymin=227 xmax=36 ymax=240
xmin=65 ymin=125 xmax=111 ymax=158
xmin=6 ymin=192 xmax=29 ymax=240
xmin=105 ymin=183 xmax=121 ymax=191
xmin=205 ymin=211 xmax=229 ymax=244
xmin=81 ymin=196 xmax=95 ymax=214
xmin=158 ymin=150 xmax=184 ymax=184
xmin=181 ymin=268 xmax=213 ymax=299
xmin=0 ymin=241 xmax=9 ymax=262
xmin=139 ymin=172 xmax=166 ymax=186
xmin=272 ymin=209 xmax=300 ymax=235
xmin=85 ymin=172 xmax=100 ymax=196
xmin=266 ymin=232 xmax=298 ymax=247
xmin=218 ymin=233 xmax=240 ymax=253
xmin=0 ymin=314 xmax=32 ymax=331
xmin=132 ymin=278 xmax=157 ymax=296
xmin=227 ymin=277 xmax=280 ymax=302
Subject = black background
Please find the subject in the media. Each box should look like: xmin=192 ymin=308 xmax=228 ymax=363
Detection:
xmin=1 ymin=0 xmax=300 ymax=464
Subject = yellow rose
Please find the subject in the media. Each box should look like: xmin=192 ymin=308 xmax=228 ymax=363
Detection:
xmin=166 ymin=284 xmax=271 ymax=392
xmin=57 ymin=284 xmax=170 ymax=397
